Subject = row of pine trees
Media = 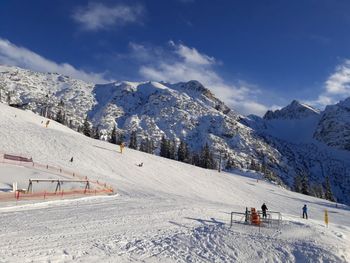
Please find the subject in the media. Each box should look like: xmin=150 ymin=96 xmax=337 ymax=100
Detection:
xmin=79 ymin=116 xmax=218 ymax=170
xmin=293 ymin=173 xmax=335 ymax=202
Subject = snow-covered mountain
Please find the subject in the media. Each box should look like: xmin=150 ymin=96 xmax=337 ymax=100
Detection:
xmin=0 ymin=65 xmax=283 ymax=181
xmin=247 ymin=100 xmax=350 ymax=204
xmin=0 ymin=64 xmax=349 ymax=204
xmin=264 ymin=100 xmax=320 ymax=120
xmin=0 ymin=65 xmax=94 ymax=127
xmin=314 ymin=97 xmax=350 ymax=151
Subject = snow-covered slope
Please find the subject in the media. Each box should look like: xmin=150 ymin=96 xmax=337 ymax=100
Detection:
xmin=0 ymin=103 xmax=349 ymax=262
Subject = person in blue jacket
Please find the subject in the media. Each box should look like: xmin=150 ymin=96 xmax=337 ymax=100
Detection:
xmin=302 ymin=204 xmax=308 ymax=219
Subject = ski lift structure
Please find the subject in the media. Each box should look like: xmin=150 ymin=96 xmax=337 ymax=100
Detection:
xmin=27 ymin=178 xmax=90 ymax=194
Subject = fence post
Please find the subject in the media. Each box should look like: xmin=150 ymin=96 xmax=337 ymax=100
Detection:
xmin=245 ymin=207 xmax=249 ymax=223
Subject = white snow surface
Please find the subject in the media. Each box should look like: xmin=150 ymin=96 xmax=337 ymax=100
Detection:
xmin=0 ymin=103 xmax=349 ymax=263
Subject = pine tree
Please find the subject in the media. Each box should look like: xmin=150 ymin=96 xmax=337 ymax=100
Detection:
xmin=293 ymin=174 xmax=301 ymax=193
xmin=147 ymin=138 xmax=155 ymax=154
xmin=92 ymin=126 xmax=100 ymax=139
xmin=0 ymin=85 xmax=3 ymax=102
xmin=55 ymin=99 xmax=66 ymax=124
xmin=200 ymin=143 xmax=216 ymax=169
xmin=160 ymin=135 xmax=170 ymax=158
xmin=310 ymin=183 xmax=324 ymax=199
xmin=177 ymin=140 xmax=189 ymax=163
xmin=129 ymin=131 xmax=138 ymax=150
xmin=116 ymin=132 xmax=125 ymax=145
xmin=300 ymin=173 xmax=309 ymax=195
xmin=82 ymin=116 xmax=92 ymax=137
xmin=6 ymin=91 xmax=11 ymax=104
xmin=324 ymin=176 xmax=335 ymax=201
xmin=68 ymin=119 xmax=74 ymax=129
xmin=139 ymin=137 xmax=148 ymax=153
xmin=225 ymin=158 xmax=235 ymax=170
xmin=250 ymin=159 xmax=260 ymax=171
xmin=169 ymin=139 xmax=176 ymax=160
xmin=55 ymin=109 xmax=65 ymax=124
xmin=191 ymin=152 xmax=201 ymax=166
xmin=109 ymin=126 xmax=117 ymax=144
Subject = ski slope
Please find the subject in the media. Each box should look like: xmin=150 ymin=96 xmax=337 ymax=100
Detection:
xmin=0 ymin=103 xmax=349 ymax=262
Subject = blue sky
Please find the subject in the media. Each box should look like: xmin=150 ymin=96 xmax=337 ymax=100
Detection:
xmin=1 ymin=0 xmax=350 ymax=115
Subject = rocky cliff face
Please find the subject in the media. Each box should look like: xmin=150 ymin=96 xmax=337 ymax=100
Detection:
xmin=314 ymin=98 xmax=350 ymax=151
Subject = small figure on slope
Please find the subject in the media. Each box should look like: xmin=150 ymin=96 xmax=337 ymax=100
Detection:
xmin=261 ymin=203 xmax=268 ymax=219
xmin=70 ymin=157 xmax=74 ymax=162
xmin=120 ymin=143 xmax=125 ymax=154
xmin=45 ymin=120 xmax=50 ymax=128
xmin=138 ymin=162 xmax=143 ymax=167
xmin=302 ymin=204 xmax=308 ymax=219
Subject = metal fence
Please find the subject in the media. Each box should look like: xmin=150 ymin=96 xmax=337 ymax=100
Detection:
xmin=230 ymin=209 xmax=282 ymax=228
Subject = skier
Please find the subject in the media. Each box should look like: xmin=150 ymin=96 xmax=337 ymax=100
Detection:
xmin=45 ymin=120 xmax=50 ymax=128
xmin=261 ymin=203 xmax=268 ymax=219
xmin=70 ymin=157 xmax=74 ymax=162
xmin=302 ymin=204 xmax=308 ymax=219
xmin=120 ymin=142 xmax=125 ymax=154
xmin=138 ymin=162 xmax=143 ymax=167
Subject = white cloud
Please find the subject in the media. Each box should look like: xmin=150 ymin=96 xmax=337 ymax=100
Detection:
xmin=325 ymin=60 xmax=350 ymax=95
xmin=170 ymin=41 xmax=215 ymax=65
xmin=129 ymin=41 xmax=268 ymax=115
xmin=312 ymin=59 xmax=350 ymax=107
xmin=72 ymin=2 xmax=144 ymax=31
xmin=0 ymin=38 xmax=108 ymax=83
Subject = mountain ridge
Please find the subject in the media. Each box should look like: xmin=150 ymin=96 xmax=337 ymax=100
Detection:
xmin=0 ymin=64 xmax=349 ymax=204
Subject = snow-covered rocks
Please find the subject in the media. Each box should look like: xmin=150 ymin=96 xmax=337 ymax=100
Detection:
xmin=314 ymin=97 xmax=350 ymax=151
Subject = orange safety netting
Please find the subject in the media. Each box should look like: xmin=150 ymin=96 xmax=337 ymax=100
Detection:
xmin=0 ymin=152 xmax=115 ymax=202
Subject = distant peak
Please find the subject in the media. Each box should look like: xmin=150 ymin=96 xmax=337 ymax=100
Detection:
xmin=184 ymin=80 xmax=207 ymax=91
xmin=264 ymin=100 xmax=320 ymax=120
xmin=338 ymin=96 xmax=350 ymax=108
xmin=290 ymin=100 xmax=301 ymax=106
